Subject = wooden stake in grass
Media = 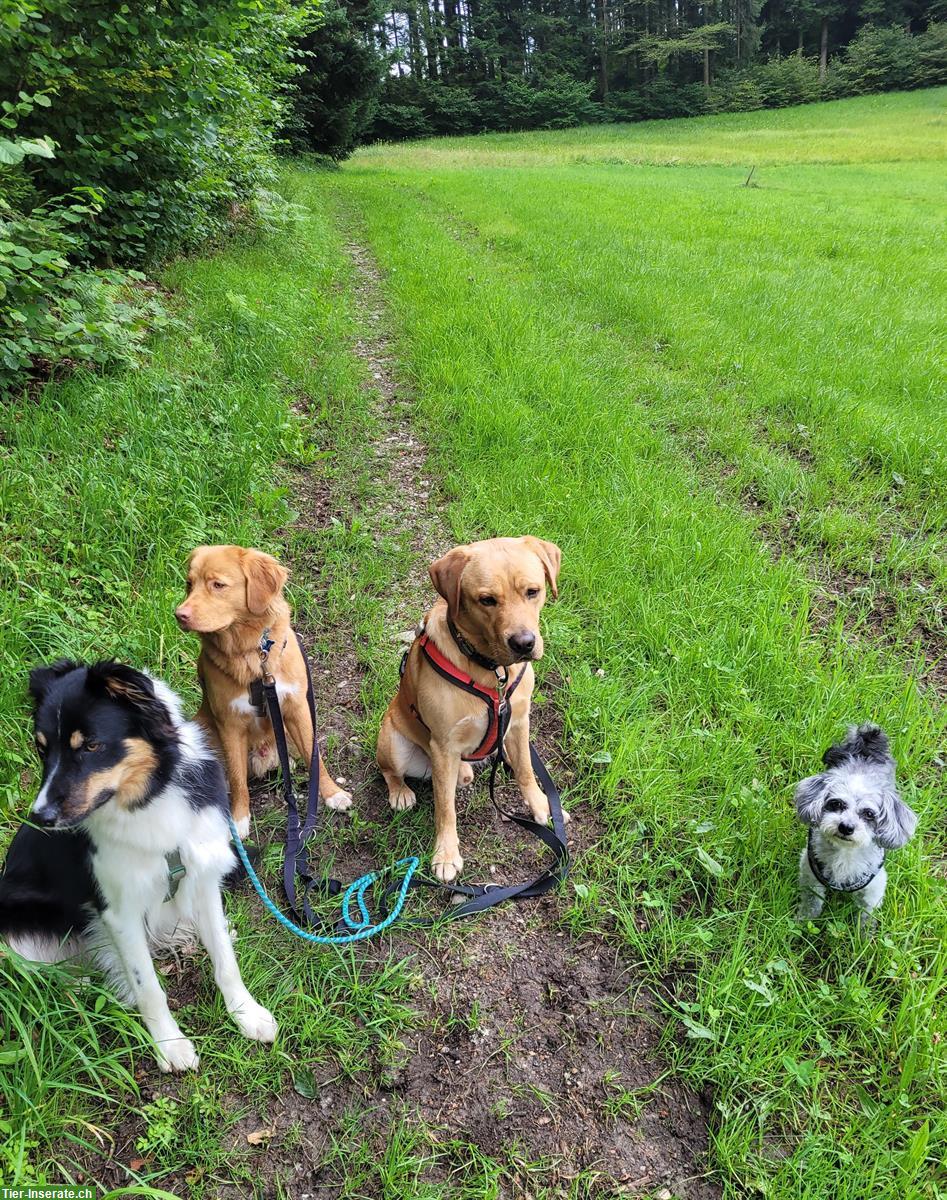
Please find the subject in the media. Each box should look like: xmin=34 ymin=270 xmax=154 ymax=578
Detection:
xmin=743 ymin=165 xmax=756 ymax=187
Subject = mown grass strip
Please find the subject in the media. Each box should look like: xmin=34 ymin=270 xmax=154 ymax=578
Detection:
xmin=318 ymin=92 xmax=947 ymax=1195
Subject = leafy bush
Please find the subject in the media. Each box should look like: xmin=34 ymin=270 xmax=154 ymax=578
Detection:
xmin=0 ymin=0 xmax=316 ymax=393
xmin=481 ymin=74 xmax=605 ymax=130
xmin=834 ymin=22 xmax=947 ymax=93
xmin=1 ymin=0 xmax=316 ymax=266
xmin=0 ymin=191 xmax=167 ymax=390
xmin=749 ymin=54 xmax=824 ymax=107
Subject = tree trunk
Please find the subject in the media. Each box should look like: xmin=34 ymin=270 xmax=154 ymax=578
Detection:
xmin=819 ymin=16 xmax=828 ymax=79
xmin=391 ymin=10 xmax=403 ymax=75
xmin=703 ymin=46 xmax=710 ymax=90
xmin=797 ymin=26 xmax=803 ymax=57
xmin=595 ymin=0 xmax=609 ymax=97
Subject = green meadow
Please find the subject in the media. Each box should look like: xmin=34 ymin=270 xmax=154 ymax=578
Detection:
xmin=0 ymin=89 xmax=944 ymax=1196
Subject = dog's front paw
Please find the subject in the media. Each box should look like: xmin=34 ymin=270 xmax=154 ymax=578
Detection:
xmin=389 ymin=785 xmax=416 ymax=812
xmin=528 ymin=796 xmax=571 ymax=826
xmin=233 ymin=1000 xmax=278 ymax=1043
xmin=232 ymin=815 xmax=250 ymax=839
xmin=157 ymin=1036 xmax=200 ymax=1073
xmin=324 ymin=787 xmax=353 ymax=812
xmin=457 ymin=763 xmax=475 ymax=788
xmin=432 ymin=844 xmax=463 ymax=883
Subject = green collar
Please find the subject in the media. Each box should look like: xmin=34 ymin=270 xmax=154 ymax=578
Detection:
xmin=164 ymin=850 xmax=186 ymax=902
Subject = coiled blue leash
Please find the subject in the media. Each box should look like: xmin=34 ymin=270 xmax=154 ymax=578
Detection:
xmin=229 ymin=816 xmax=419 ymax=945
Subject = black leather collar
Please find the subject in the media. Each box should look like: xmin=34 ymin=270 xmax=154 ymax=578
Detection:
xmin=447 ymin=613 xmax=502 ymax=672
xmin=807 ymin=830 xmax=884 ymax=893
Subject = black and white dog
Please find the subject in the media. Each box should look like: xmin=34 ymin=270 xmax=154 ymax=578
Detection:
xmin=0 ymin=660 xmax=277 ymax=1072
xmin=794 ymin=724 xmax=917 ymax=928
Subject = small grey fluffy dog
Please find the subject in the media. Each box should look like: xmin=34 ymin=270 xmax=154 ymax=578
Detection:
xmin=794 ymin=724 xmax=916 ymax=928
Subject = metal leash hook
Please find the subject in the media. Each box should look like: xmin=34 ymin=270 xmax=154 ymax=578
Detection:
xmin=259 ymin=627 xmax=276 ymax=687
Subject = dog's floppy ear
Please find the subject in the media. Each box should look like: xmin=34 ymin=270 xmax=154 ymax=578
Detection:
xmin=429 ymin=546 xmax=471 ymax=617
xmin=794 ymin=775 xmax=826 ymax=827
xmin=28 ymin=660 xmax=80 ymax=707
xmin=523 ymin=537 xmax=561 ymax=599
xmin=88 ymin=662 xmax=177 ymax=742
xmin=242 ymin=549 xmax=288 ymax=615
xmin=875 ymin=788 xmax=917 ymax=849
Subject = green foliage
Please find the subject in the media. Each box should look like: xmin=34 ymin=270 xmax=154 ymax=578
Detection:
xmin=833 ymin=21 xmax=947 ymax=93
xmin=0 ymin=191 xmax=167 ymax=389
xmin=0 ymin=0 xmax=318 ymax=392
xmin=287 ymin=0 xmax=385 ymax=160
xmin=367 ymin=0 xmax=946 ymax=142
xmin=1 ymin=0 xmax=317 ymax=265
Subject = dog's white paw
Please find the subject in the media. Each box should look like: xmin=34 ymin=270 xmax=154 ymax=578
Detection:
xmin=389 ymin=785 xmax=416 ymax=812
xmin=529 ymin=799 xmax=570 ymax=827
xmin=457 ymin=763 xmax=475 ymax=788
xmin=157 ymin=1036 xmax=200 ymax=1073
xmin=233 ymin=1000 xmax=278 ymax=1043
xmin=324 ymin=788 xmax=353 ymax=812
xmin=432 ymin=846 xmax=463 ymax=883
xmin=233 ymin=815 xmax=250 ymax=839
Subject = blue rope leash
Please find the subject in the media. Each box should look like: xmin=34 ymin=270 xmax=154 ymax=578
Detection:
xmin=229 ymin=816 xmax=419 ymax=945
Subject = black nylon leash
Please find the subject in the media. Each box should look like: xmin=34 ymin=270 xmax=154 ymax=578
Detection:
xmin=259 ymin=630 xmax=569 ymax=930
xmin=261 ymin=630 xmax=339 ymax=926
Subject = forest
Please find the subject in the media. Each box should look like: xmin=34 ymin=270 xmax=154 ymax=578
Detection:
xmin=299 ymin=0 xmax=947 ymax=149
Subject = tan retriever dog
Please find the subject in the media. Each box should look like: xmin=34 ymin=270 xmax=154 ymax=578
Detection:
xmin=175 ymin=545 xmax=351 ymax=836
xmin=377 ymin=536 xmax=566 ymax=882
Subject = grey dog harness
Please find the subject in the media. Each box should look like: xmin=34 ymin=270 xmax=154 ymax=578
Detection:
xmin=806 ymin=831 xmax=884 ymax=894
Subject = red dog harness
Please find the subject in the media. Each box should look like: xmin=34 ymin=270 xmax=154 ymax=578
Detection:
xmin=409 ymin=631 xmax=527 ymax=762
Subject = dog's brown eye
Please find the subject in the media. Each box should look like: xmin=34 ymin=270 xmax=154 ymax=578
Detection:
xmin=212 ymin=581 xmax=227 ymax=591
xmin=825 ymin=798 xmax=845 ymax=813
xmin=526 ymin=587 xmax=540 ymax=599
xmin=861 ymin=810 xmax=876 ymax=822
xmin=84 ymin=741 xmax=102 ymax=753
xmin=479 ymin=595 xmax=497 ymax=607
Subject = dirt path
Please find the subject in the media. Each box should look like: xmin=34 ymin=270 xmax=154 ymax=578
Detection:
xmin=243 ymin=233 xmax=718 ymax=1199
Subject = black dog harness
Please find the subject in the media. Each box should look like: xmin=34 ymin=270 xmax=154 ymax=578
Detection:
xmin=806 ymin=830 xmax=885 ymax=893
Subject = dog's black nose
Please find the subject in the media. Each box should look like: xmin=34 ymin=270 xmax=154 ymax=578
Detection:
xmin=507 ymin=630 xmax=536 ymax=658
xmin=32 ymin=805 xmax=58 ymax=828
xmin=837 ymin=822 xmax=855 ymax=837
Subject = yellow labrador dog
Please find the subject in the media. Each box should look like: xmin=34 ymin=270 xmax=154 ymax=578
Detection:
xmin=377 ymin=536 xmax=565 ymax=882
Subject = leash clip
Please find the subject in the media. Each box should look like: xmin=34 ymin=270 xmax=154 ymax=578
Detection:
xmin=259 ymin=626 xmax=276 ymax=683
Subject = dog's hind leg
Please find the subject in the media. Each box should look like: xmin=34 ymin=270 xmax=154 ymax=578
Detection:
xmin=98 ymin=907 xmax=199 ymax=1072
xmin=377 ymin=713 xmax=430 ymax=812
xmin=191 ymin=877 xmax=278 ymax=1044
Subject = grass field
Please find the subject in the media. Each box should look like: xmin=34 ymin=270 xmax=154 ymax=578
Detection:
xmin=0 ymin=88 xmax=945 ymax=1196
